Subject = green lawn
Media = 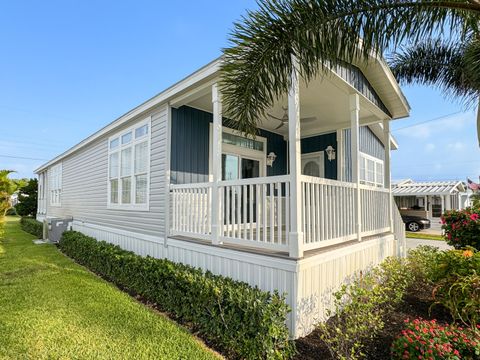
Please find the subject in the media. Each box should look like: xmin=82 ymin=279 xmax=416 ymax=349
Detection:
xmin=406 ymin=231 xmax=444 ymax=241
xmin=0 ymin=216 xmax=220 ymax=360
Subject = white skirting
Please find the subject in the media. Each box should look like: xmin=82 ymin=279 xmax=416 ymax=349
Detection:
xmin=72 ymin=220 xmax=395 ymax=339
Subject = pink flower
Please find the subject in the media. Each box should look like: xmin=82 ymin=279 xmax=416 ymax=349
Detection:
xmin=470 ymin=213 xmax=479 ymax=221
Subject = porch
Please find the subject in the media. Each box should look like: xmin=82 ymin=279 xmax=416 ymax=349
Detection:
xmin=166 ymin=59 xmax=407 ymax=258
xmin=170 ymin=175 xmax=392 ymax=257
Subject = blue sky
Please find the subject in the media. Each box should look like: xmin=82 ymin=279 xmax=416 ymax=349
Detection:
xmin=1 ymin=1 xmax=478 ymax=182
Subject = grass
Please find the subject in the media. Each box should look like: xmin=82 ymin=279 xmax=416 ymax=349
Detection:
xmin=0 ymin=216 xmax=220 ymax=360
xmin=406 ymin=232 xmax=444 ymax=241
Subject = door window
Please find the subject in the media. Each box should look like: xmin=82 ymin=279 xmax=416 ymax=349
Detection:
xmin=301 ymin=152 xmax=325 ymax=178
xmin=222 ymin=154 xmax=239 ymax=180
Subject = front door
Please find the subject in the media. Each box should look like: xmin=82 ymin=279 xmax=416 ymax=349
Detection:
xmin=301 ymin=151 xmax=325 ymax=178
xmin=222 ymin=154 xmax=261 ymax=223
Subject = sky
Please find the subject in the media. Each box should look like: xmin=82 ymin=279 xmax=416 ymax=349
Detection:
xmin=1 ymin=1 xmax=478 ymax=182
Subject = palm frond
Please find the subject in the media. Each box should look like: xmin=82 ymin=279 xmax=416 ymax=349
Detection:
xmin=221 ymin=0 xmax=480 ymax=135
xmin=389 ymin=38 xmax=479 ymax=107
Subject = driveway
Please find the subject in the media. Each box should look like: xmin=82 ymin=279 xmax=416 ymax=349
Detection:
xmin=406 ymin=238 xmax=452 ymax=251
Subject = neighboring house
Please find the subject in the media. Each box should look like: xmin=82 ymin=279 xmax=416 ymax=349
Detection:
xmin=36 ymin=55 xmax=409 ymax=338
xmin=393 ymin=179 xmax=468 ymax=222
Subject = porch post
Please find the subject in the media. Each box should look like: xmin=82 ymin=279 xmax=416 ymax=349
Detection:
xmin=383 ymin=119 xmax=393 ymax=231
xmin=288 ymin=55 xmax=304 ymax=258
xmin=211 ymin=83 xmax=222 ymax=245
xmin=445 ymin=194 xmax=452 ymax=212
xmin=350 ymin=93 xmax=362 ymax=241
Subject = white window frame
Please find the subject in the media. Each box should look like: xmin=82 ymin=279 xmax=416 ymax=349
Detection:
xmin=208 ymin=125 xmax=267 ymax=180
xmin=107 ymin=117 xmax=151 ymax=211
xmin=359 ymin=152 xmax=384 ymax=187
xmin=49 ymin=163 xmax=62 ymax=207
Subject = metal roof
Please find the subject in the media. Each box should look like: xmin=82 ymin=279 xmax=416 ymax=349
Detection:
xmin=392 ymin=180 xmax=466 ymax=196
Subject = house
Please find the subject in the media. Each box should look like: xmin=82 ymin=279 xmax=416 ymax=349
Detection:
xmin=35 ymin=55 xmax=410 ymax=338
xmin=393 ymin=179 xmax=468 ymax=223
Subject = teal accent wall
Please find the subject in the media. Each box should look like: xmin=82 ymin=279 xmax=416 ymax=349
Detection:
xmin=170 ymin=106 xmax=211 ymax=184
xmin=301 ymin=133 xmax=338 ymax=180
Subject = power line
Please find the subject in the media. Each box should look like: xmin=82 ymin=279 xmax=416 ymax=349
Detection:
xmin=392 ymin=111 xmax=465 ymax=131
xmin=0 ymin=154 xmax=47 ymax=161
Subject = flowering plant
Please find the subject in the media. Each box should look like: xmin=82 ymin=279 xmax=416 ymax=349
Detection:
xmin=391 ymin=318 xmax=480 ymax=359
xmin=429 ymin=249 xmax=480 ymax=328
xmin=442 ymin=209 xmax=480 ymax=250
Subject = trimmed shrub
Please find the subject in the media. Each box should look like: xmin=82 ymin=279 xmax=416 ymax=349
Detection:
xmin=59 ymin=231 xmax=294 ymax=360
xmin=442 ymin=209 xmax=480 ymax=250
xmin=391 ymin=319 xmax=480 ymax=359
xmin=19 ymin=217 xmax=43 ymax=238
xmin=5 ymin=207 xmax=17 ymax=216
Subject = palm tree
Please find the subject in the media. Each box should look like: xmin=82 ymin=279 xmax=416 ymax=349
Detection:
xmin=389 ymin=38 xmax=480 ymax=139
xmin=221 ymin=0 xmax=480 ymax=138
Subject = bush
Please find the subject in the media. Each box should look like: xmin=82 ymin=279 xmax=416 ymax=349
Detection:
xmin=391 ymin=319 xmax=480 ymax=359
xmin=5 ymin=207 xmax=17 ymax=216
xmin=59 ymin=231 xmax=294 ymax=360
xmin=15 ymin=178 xmax=38 ymax=216
xmin=19 ymin=217 xmax=43 ymax=238
xmin=318 ymin=257 xmax=414 ymax=360
xmin=442 ymin=209 xmax=480 ymax=250
xmin=407 ymin=245 xmax=441 ymax=285
xmin=429 ymin=249 xmax=480 ymax=328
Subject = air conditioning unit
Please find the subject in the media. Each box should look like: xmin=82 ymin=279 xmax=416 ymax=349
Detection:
xmin=43 ymin=218 xmax=73 ymax=243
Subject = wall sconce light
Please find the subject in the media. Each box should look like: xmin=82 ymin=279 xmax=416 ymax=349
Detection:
xmin=325 ymin=145 xmax=336 ymax=161
xmin=266 ymin=152 xmax=277 ymax=167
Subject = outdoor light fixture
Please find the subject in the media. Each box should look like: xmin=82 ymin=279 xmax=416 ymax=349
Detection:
xmin=266 ymin=152 xmax=277 ymax=167
xmin=325 ymin=145 xmax=336 ymax=161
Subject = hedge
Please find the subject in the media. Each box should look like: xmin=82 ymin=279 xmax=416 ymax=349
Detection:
xmin=59 ymin=231 xmax=295 ymax=360
xmin=20 ymin=217 xmax=43 ymax=238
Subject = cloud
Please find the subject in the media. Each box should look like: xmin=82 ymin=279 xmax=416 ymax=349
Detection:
xmin=425 ymin=143 xmax=436 ymax=152
xmin=447 ymin=142 xmax=466 ymax=151
xmin=395 ymin=112 xmax=475 ymax=140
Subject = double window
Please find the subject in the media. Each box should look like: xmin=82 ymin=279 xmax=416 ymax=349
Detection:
xmin=108 ymin=119 xmax=150 ymax=210
xmin=359 ymin=152 xmax=384 ymax=187
xmin=49 ymin=163 xmax=62 ymax=206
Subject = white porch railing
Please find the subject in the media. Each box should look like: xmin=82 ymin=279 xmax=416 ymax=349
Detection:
xmin=170 ymin=182 xmax=212 ymax=240
xmin=170 ymin=176 xmax=393 ymax=255
xmin=301 ymin=176 xmax=357 ymax=250
xmin=218 ymin=175 xmax=291 ymax=252
xmin=392 ymin=204 xmax=406 ymax=257
xmin=360 ymin=184 xmax=391 ymax=236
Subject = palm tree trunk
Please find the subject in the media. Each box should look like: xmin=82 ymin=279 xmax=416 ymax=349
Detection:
xmin=477 ymin=97 xmax=480 ymax=147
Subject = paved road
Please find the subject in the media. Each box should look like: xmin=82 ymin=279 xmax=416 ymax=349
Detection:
xmin=406 ymin=238 xmax=452 ymax=251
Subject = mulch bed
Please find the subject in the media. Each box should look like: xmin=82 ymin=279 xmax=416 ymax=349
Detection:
xmin=294 ymin=284 xmax=452 ymax=360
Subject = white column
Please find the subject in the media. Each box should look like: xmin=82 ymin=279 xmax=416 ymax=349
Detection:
xmin=441 ymin=195 xmax=445 ymax=216
xmin=288 ymin=55 xmax=304 ymax=258
xmin=211 ymin=83 xmax=223 ymax=245
xmin=383 ymin=119 xmax=393 ymax=231
xmin=445 ymin=194 xmax=452 ymax=211
xmin=350 ymin=93 xmax=362 ymax=241
xmin=164 ymin=103 xmax=172 ymax=246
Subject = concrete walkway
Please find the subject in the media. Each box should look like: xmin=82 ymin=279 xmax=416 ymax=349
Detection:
xmin=406 ymin=238 xmax=452 ymax=251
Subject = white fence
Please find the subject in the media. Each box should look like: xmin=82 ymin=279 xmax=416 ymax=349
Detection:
xmin=170 ymin=176 xmax=393 ymax=255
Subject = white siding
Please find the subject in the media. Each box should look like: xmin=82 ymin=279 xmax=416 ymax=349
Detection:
xmin=46 ymin=105 xmax=168 ymax=238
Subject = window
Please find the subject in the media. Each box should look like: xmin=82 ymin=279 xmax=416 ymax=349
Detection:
xmin=359 ymin=152 xmax=384 ymax=187
xmin=108 ymin=119 xmax=150 ymax=210
xmin=49 ymin=163 xmax=62 ymax=206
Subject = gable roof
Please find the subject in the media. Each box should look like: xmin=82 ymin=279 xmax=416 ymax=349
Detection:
xmin=35 ymin=54 xmax=409 ymax=173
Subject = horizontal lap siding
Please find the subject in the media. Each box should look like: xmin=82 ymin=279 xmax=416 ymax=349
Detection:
xmin=47 ymin=106 xmax=168 ymax=238
xmin=342 ymin=126 xmax=385 ymax=182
